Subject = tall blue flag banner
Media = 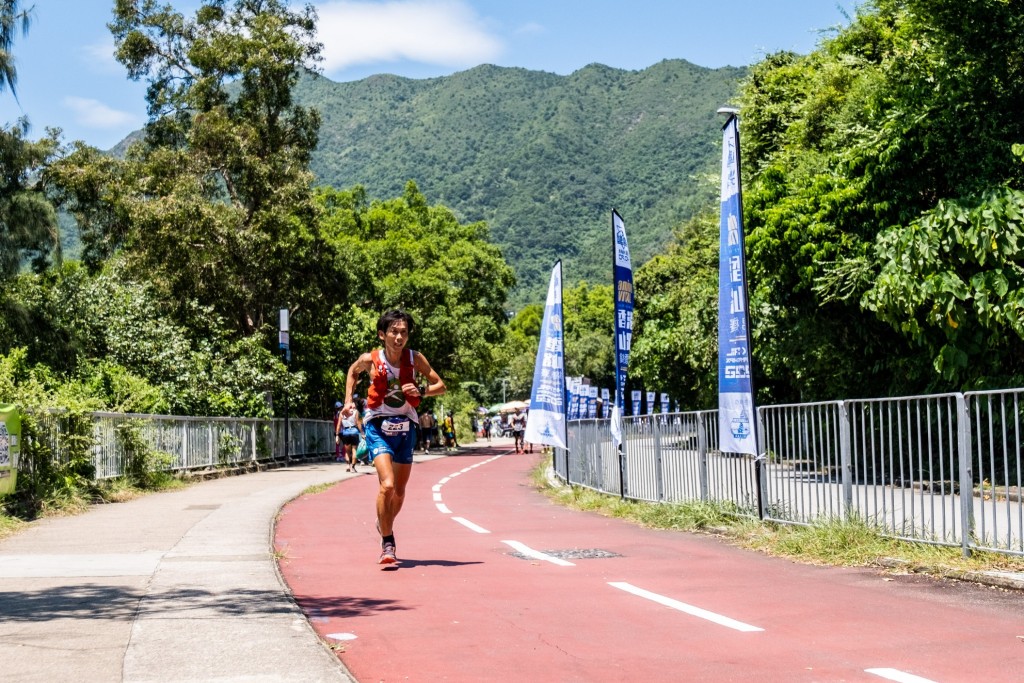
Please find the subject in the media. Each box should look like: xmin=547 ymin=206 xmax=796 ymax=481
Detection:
xmin=526 ymin=261 xmax=568 ymax=450
xmin=610 ymin=209 xmax=634 ymax=447
xmin=718 ymin=115 xmax=758 ymax=456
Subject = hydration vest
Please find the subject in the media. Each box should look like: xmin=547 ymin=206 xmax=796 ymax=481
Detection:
xmin=366 ymin=348 xmax=421 ymax=411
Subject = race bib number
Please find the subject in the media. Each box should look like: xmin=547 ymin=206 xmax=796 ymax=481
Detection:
xmin=381 ymin=417 xmax=411 ymax=435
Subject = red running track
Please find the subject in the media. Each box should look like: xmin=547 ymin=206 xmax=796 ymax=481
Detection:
xmin=275 ymin=445 xmax=1024 ymax=683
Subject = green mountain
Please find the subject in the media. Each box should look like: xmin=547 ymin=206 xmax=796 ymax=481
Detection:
xmin=298 ymin=60 xmax=745 ymax=303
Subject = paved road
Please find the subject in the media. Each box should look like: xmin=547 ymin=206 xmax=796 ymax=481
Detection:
xmin=277 ymin=444 xmax=1024 ymax=683
xmin=0 ymin=463 xmax=356 ymax=683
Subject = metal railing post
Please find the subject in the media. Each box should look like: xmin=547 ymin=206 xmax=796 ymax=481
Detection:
xmin=697 ymin=410 xmax=709 ymax=501
xmin=956 ymin=393 xmax=974 ymax=558
xmin=654 ymin=418 xmax=664 ymax=502
xmin=839 ymin=400 xmax=853 ymax=515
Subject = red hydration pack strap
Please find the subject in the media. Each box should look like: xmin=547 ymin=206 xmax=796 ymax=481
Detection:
xmin=368 ymin=348 xmax=420 ymax=409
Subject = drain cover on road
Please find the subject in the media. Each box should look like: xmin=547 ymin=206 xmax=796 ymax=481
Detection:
xmin=509 ymin=548 xmax=622 ymax=560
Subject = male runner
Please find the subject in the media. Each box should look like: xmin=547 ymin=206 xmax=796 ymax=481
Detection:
xmin=342 ymin=310 xmax=445 ymax=565
xmin=510 ymin=407 xmax=527 ymax=453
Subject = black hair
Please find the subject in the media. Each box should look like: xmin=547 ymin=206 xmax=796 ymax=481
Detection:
xmin=377 ymin=309 xmax=415 ymax=336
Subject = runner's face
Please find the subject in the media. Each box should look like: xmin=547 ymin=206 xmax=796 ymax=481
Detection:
xmin=379 ymin=320 xmax=409 ymax=351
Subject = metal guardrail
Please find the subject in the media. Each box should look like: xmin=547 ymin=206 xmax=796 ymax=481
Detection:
xmin=23 ymin=411 xmax=333 ymax=480
xmin=557 ymin=388 xmax=1024 ymax=557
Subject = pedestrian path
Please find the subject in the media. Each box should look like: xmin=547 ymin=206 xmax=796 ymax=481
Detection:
xmin=0 ymin=460 xmax=363 ymax=682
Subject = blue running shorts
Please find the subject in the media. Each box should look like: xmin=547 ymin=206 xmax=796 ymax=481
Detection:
xmin=364 ymin=417 xmax=418 ymax=465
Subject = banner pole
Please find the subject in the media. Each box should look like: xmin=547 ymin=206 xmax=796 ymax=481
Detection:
xmin=722 ymin=112 xmax=765 ymax=520
xmin=559 ymin=260 xmax=568 ymax=479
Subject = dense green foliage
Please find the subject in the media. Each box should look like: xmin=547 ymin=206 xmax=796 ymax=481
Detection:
xmin=2 ymin=1 xmax=515 ymax=422
xmin=310 ymin=182 xmax=516 ymax=405
xmin=632 ymin=209 xmax=719 ymax=409
xmin=0 ymin=2 xmax=60 ymax=279
xmin=634 ymin=0 xmax=1024 ymax=403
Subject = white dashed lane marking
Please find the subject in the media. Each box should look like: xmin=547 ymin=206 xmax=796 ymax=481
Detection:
xmin=432 ymin=453 xmax=505 ymax=527
xmin=502 ymin=540 xmax=575 ymax=567
xmin=865 ymin=668 xmax=939 ymax=683
xmin=608 ymin=582 xmax=764 ymax=632
xmin=452 ymin=517 xmax=490 ymax=533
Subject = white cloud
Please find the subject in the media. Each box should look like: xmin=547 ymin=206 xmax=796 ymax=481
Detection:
xmin=515 ymin=22 xmax=545 ymax=37
xmin=82 ymin=38 xmax=123 ymax=74
xmin=62 ymin=96 xmax=141 ymax=130
xmin=316 ymin=0 xmax=504 ymax=73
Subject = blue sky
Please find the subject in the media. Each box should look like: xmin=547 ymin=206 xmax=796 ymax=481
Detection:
xmin=1 ymin=1 xmax=859 ymax=150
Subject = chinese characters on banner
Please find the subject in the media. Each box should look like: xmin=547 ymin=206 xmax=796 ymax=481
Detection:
xmin=717 ymin=115 xmax=758 ymax=456
xmin=610 ymin=210 xmax=634 ymax=447
xmin=526 ymin=261 xmax=568 ymax=449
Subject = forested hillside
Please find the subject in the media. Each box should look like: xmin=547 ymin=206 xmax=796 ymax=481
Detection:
xmin=296 ymin=60 xmax=745 ymax=301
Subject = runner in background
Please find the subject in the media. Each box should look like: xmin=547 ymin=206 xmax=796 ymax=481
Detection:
xmin=333 ymin=401 xmax=344 ymax=462
xmin=419 ymin=409 xmax=435 ymax=454
xmin=338 ymin=401 xmax=364 ymax=472
xmin=510 ymin=407 xmax=527 ymax=453
xmin=442 ymin=413 xmax=458 ymax=451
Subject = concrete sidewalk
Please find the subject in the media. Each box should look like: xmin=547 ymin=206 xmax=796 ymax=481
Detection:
xmin=0 ymin=460 xmax=362 ymax=683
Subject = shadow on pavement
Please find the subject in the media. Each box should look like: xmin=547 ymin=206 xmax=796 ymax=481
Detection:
xmin=294 ymin=594 xmax=409 ymax=618
xmin=391 ymin=558 xmax=484 ymax=569
xmin=0 ymin=585 xmax=302 ymax=621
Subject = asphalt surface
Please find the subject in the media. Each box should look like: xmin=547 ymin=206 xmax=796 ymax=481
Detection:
xmin=1 ymin=436 xmax=1022 ymax=682
xmin=0 ymin=458 xmax=359 ymax=682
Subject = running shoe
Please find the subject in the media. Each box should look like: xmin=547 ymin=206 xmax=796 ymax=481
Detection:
xmin=379 ymin=541 xmax=398 ymax=565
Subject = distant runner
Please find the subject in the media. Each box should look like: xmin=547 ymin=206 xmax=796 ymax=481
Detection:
xmin=510 ymin=407 xmax=527 ymax=454
xmin=343 ymin=310 xmax=446 ymax=565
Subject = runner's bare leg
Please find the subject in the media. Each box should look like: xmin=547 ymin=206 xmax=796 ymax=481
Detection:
xmin=375 ymin=455 xmax=412 ymax=536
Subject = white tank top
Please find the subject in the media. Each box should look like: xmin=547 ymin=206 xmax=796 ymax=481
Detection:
xmin=363 ymin=352 xmax=420 ymax=423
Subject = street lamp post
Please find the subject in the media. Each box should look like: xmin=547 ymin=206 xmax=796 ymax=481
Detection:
xmin=279 ymin=308 xmax=290 ymax=462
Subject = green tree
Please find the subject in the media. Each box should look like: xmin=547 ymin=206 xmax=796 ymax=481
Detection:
xmin=562 ymin=281 xmax=614 ymax=389
xmin=632 ymin=210 xmax=719 ymax=410
xmin=863 ymin=180 xmax=1024 ymax=387
xmin=310 ymin=182 xmax=516 ymax=408
xmin=493 ymin=282 xmax=614 ymax=406
xmin=1 ymin=261 xmax=293 ymax=416
xmin=734 ymin=0 xmax=1024 ymax=399
xmin=0 ymin=1 xmax=60 ymax=280
xmin=495 ymin=304 xmax=542 ymax=402
xmin=61 ymin=0 xmax=326 ymax=337
xmin=0 ymin=123 xmax=59 ymax=277
xmin=0 ymin=0 xmax=31 ymax=96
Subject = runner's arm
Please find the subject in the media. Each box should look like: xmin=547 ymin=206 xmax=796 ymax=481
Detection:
xmin=410 ymin=351 xmax=445 ymax=398
xmin=343 ymin=353 xmax=373 ymax=417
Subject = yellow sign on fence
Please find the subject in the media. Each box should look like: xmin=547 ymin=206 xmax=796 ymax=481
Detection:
xmin=0 ymin=404 xmax=21 ymax=496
